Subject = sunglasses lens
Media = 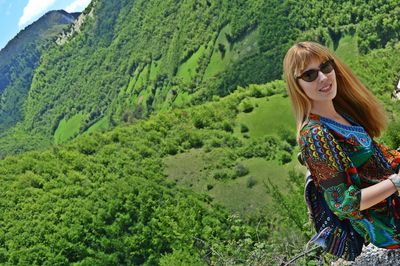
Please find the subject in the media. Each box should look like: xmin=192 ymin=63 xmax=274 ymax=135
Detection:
xmin=302 ymin=70 xmax=318 ymax=82
xmin=320 ymin=61 xmax=334 ymax=74
xmin=298 ymin=60 xmax=334 ymax=82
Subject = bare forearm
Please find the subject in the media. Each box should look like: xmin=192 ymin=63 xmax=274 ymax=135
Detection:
xmin=360 ymin=178 xmax=397 ymax=211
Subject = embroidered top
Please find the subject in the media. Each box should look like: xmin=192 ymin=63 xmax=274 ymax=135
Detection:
xmin=300 ymin=113 xmax=400 ymax=248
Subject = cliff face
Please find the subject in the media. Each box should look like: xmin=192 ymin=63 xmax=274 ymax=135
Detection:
xmin=56 ymin=6 xmax=96 ymax=45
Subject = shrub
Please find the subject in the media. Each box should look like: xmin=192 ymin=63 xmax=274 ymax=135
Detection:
xmin=383 ymin=120 xmax=400 ymax=150
xmin=279 ymin=128 xmax=297 ymax=147
xmin=213 ymin=169 xmax=234 ymax=180
xmin=163 ymin=142 xmax=178 ymax=155
xmin=246 ymin=176 xmax=256 ymax=188
xmin=281 ymin=141 xmax=293 ymax=153
xmin=222 ymin=121 xmax=234 ymax=132
xmin=240 ymin=99 xmax=254 ymax=113
xmin=281 ymin=152 xmax=292 ymax=164
xmin=249 ymin=86 xmax=264 ymax=98
xmin=240 ymin=124 xmax=249 ymax=133
xmin=193 ymin=116 xmax=207 ymax=129
xmin=235 ymin=163 xmax=249 ymax=177
xmin=188 ymin=133 xmax=204 ymax=148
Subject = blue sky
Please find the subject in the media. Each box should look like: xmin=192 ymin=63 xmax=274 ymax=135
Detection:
xmin=0 ymin=0 xmax=91 ymax=50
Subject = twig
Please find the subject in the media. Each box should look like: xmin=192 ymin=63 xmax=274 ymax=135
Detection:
xmin=194 ymin=237 xmax=226 ymax=263
xmin=282 ymin=245 xmax=320 ymax=266
xmin=256 ymin=219 xmax=261 ymax=242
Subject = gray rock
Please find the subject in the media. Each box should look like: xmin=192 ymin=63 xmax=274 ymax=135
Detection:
xmin=332 ymin=244 xmax=400 ymax=265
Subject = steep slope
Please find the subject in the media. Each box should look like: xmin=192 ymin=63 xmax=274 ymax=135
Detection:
xmin=1 ymin=0 xmax=399 ymax=156
xmin=0 ymin=10 xmax=79 ymax=131
xmin=0 ymin=81 xmax=282 ymax=264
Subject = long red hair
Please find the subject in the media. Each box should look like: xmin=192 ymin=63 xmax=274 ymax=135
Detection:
xmin=283 ymin=41 xmax=387 ymax=140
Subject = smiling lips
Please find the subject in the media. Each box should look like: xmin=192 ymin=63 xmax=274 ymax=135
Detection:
xmin=319 ymin=84 xmax=332 ymax=92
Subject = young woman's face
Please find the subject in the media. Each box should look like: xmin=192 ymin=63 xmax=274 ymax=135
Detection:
xmin=297 ymin=58 xmax=337 ymax=104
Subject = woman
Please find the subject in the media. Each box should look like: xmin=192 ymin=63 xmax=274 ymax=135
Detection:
xmin=283 ymin=41 xmax=400 ymax=250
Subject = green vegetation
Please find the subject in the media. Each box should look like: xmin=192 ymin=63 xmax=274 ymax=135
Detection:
xmin=0 ymin=0 xmax=399 ymax=264
xmin=235 ymin=94 xmax=294 ymax=139
xmin=177 ymin=45 xmax=206 ymax=83
xmin=1 ymin=0 xmax=399 ymax=157
xmin=0 ymin=82 xmax=309 ymax=264
xmin=54 ymin=113 xmax=86 ymax=144
xmin=0 ymin=11 xmax=77 ymax=132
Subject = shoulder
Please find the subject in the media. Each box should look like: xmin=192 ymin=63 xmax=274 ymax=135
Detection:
xmin=300 ymin=119 xmax=326 ymax=142
xmin=299 ymin=118 xmax=339 ymax=149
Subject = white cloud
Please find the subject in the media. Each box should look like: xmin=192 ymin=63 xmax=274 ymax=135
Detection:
xmin=18 ymin=0 xmax=56 ymax=28
xmin=65 ymin=0 xmax=91 ymax=13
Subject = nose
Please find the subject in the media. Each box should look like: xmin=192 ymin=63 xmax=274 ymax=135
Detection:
xmin=318 ymin=70 xmax=328 ymax=81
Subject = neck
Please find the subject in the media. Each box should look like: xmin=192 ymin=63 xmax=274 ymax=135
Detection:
xmin=311 ymin=100 xmax=339 ymax=118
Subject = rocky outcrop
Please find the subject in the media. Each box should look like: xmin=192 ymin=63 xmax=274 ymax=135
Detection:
xmin=56 ymin=3 xmax=96 ymax=45
xmin=332 ymin=244 xmax=400 ymax=265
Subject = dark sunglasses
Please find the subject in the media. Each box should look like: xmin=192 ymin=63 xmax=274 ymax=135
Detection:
xmin=296 ymin=59 xmax=334 ymax=82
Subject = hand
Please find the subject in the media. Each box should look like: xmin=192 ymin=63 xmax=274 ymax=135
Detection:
xmin=388 ymin=174 xmax=400 ymax=191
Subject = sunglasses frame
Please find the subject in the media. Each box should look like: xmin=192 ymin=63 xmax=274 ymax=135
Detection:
xmin=296 ymin=59 xmax=335 ymax=82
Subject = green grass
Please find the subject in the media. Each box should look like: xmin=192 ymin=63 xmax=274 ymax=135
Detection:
xmin=235 ymin=94 xmax=295 ymax=138
xmin=149 ymin=59 xmax=161 ymax=81
xmin=54 ymin=113 xmax=86 ymax=144
xmin=176 ymin=45 xmax=206 ymax=83
xmin=134 ymin=64 xmax=149 ymax=92
xmin=334 ymin=34 xmax=358 ymax=67
xmin=163 ymin=147 xmax=306 ymax=217
xmin=204 ymin=24 xmax=232 ymax=78
xmin=86 ymin=116 xmax=110 ymax=134
xmin=126 ymin=67 xmax=141 ymax=94
xmin=230 ymin=27 xmax=259 ymax=61
xmin=204 ymin=25 xmax=259 ymax=79
xmin=163 ymin=92 xmax=303 ymax=217
xmin=173 ymin=91 xmax=191 ymax=108
xmin=137 ymin=84 xmax=154 ymax=114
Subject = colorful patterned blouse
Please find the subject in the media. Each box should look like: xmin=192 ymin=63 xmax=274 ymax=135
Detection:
xmin=300 ymin=113 xmax=400 ymax=248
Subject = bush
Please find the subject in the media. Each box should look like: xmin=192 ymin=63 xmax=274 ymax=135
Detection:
xmin=249 ymin=86 xmax=265 ymax=98
xmin=246 ymin=176 xmax=256 ymax=188
xmin=382 ymin=120 xmax=400 ymax=150
xmin=193 ymin=115 xmax=208 ymax=129
xmin=280 ymin=152 xmax=292 ymax=164
xmin=235 ymin=163 xmax=249 ymax=177
xmin=222 ymin=121 xmax=234 ymax=133
xmin=240 ymin=99 xmax=254 ymax=113
xmin=278 ymin=128 xmax=296 ymax=147
xmin=163 ymin=141 xmax=178 ymax=155
xmin=281 ymin=141 xmax=293 ymax=153
xmin=159 ymin=249 xmax=204 ymax=266
xmin=240 ymin=124 xmax=249 ymax=133
xmin=213 ymin=169 xmax=234 ymax=180
xmin=207 ymin=137 xmax=222 ymax=148
xmin=188 ymin=133 xmax=204 ymax=148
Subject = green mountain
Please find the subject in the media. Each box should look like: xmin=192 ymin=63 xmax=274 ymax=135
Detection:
xmin=0 ymin=10 xmax=79 ymax=132
xmin=0 ymin=0 xmax=399 ymax=264
xmin=1 ymin=0 xmax=398 ymax=157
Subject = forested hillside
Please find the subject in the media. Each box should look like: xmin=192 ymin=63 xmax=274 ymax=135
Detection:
xmin=0 ymin=0 xmax=399 ymax=156
xmin=0 ymin=10 xmax=79 ymax=132
xmin=0 ymin=0 xmax=400 ymax=264
xmin=0 ymin=82 xmax=298 ymax=264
